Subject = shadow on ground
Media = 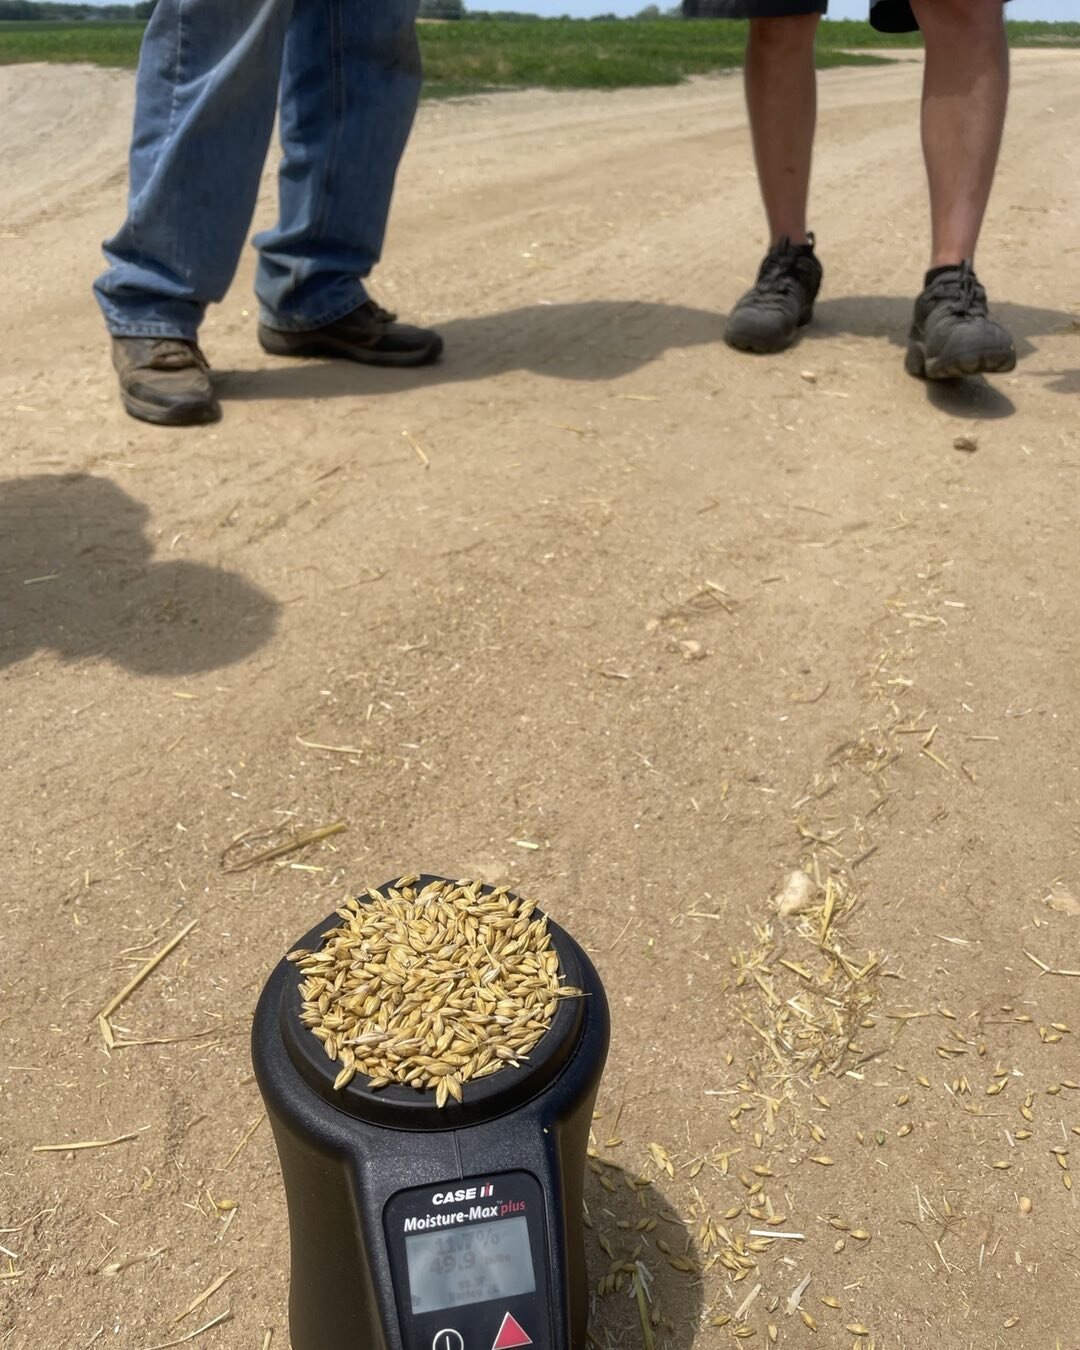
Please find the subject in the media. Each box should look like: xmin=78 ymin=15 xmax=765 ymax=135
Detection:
xmin=812 ymin=294 xmax=1079 ymax=419
xmin=584 ymin=1165 xmax=703 ymax=1350
xmin=218 ymin=300 xmax=722 ymax=401
xmin=218 ymin=296 xmax=1077 ymax=422
xmin=813 ymin=294 xmax=1074 ymax=354
xmin=1044 ymin=365 xmax=1080 ymax=396
xmin=0 ymin=474 xmax=280 ymax=675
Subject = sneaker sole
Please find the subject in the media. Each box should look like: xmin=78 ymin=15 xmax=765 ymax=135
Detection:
xmin=120 ymin=391 xmax=221 ymax=427
xmin=905 ymin=339 xmax=1017 ymax=381
xmin=258 ymin=328 xmax=443 ymax=368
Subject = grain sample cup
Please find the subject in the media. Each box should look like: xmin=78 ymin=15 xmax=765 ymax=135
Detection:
xmin=252 ymin=875 xmax=609 ymax=1350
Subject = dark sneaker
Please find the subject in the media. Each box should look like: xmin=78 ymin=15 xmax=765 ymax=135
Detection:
xmin=724 ymin=235 xmax=823 ymax=354
xmin=111 ymin=337 xmax=220 ymax=426
xmin=258 ymin=300 xmax=442 ymax=368
xmin=905 ymin=261 xmax=1016 ymax=379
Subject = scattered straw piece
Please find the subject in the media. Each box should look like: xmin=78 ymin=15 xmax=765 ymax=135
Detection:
xmin=734 ymin=1282 xmax=762 ymax=1322
xmin=33 ymin=1126 xmax=149 ymax=1154
xmin=630 ymin=1262 xmax=655 ymax=1350
xmin=402 ymin=429 xmax=430 ymax=468
xmin=97 ymin=920 xmax=198 ymax=1046
xmin=173 ymin=1271 xmax=235 ymax=1324
xmin=222 ymin=822 xmax=346 ymax=873
xmin=1023 ymin=950 xmax=1080 ymax=978
xmin=98 ymin=1247 xmax=167 ymax=1277
xmin=223 ymin=1113 xmax=265 ymax=1170
xmin=785 ymin=1273 xmax=812 ymax=1316
xmin=295 ymin=736 xmax=365 ymax=756
xmin=139 ymin=1311 xmax=231 ymax=1350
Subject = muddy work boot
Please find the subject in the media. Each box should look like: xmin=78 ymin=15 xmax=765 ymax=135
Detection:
xmin=258 ymin=300 xmax=443 ymax=368
xmin=724 ymin=235 xmax=823 ymax=354
xmin=111 ymin=337 xmax=220 ymax=426
xmin=905 ymin=261 xmax=1016 ymax=379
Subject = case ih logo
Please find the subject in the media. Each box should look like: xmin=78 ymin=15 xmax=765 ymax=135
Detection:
xmin=431 ymin=1183 xmax=495 ymax=1205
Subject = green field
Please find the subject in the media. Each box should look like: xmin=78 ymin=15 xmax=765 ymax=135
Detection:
xmin=0 ymin=17 xmax=1077 ymax=98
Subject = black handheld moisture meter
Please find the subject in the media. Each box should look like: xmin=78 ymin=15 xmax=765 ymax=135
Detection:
xmin=252 ymin=877 xmax=609 ymax=1350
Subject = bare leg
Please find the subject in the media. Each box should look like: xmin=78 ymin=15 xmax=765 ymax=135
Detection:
xmin=910 ymin=0 xmax=1009 ymax=267
xmin=744 ymin=14 xmax=820 ymax=246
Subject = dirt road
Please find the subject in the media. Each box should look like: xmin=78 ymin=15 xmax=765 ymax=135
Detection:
xmin=1 ymin=50 xmax=1078 ymax=1350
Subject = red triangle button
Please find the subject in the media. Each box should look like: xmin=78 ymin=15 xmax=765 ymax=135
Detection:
xmin=492 ymin=1312 xmax=532 ymax=1350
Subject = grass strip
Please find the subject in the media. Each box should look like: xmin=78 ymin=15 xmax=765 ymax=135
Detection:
xmin=0 ymin=18 xmax=1076 ymax=94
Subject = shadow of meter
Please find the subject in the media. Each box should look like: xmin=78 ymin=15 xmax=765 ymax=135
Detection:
xmin=252 ymin=877 xmax=610 ymax=1350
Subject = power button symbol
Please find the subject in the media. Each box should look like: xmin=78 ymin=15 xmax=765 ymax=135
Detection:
xmin=433 ymin=1331 xmax=464 ymax=1350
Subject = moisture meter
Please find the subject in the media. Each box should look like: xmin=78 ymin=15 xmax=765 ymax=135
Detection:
xmin=252 ymin=877 xmax=609 ymax=1350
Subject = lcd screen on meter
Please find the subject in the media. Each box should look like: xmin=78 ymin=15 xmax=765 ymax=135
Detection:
xmin=405 ymin=1217 xmax=537 ymax=1315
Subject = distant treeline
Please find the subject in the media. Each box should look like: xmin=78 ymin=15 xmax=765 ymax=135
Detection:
xmin=415 ymin=1 xmax=686 ymax=15
xmin=0 ymin=0 xmax=684 ymax=18
xmin=0 ymin=2 xmax=155 ymax=16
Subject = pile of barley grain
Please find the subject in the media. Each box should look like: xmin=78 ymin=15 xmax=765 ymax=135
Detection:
xmin=287 ymin=876 xmax=581 ymax=1107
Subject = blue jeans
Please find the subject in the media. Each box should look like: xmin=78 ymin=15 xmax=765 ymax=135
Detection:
xmin=94 ymin=0 xmax=422 ymax=340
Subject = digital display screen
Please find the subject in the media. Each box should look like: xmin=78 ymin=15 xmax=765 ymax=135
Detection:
xmin=405 ymin=1217 xmax=536 ymax=1314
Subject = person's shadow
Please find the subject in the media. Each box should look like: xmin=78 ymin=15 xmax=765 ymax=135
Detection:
xmin=218 ymin=301 xmax=723 ymax=401
xmin=584 ymin=1164 xmax=703 ymax=1350
xmin=0 ymin=474 xmax=280 ymax=675
xmin=811 ymin=294 xmax=1079 ymax=419
xmin=219 ymin=296 xmax=1077 ymax=421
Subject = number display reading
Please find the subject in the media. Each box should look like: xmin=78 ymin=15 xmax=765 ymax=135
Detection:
xmin=405 ymin=1216 xmax=536 ymax=1314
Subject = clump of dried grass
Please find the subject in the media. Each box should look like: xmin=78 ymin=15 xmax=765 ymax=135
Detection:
xmin=727 ymin=867 xmax=883 ymax=1122
xmin=288 ymin=876 xmax=581 ymax=1107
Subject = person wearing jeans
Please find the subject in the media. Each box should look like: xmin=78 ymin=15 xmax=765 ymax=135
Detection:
xmin=95 ymin=0 xmax=442 ymax=427
xmin=718 ymin=0 xmax=1016 ymax=380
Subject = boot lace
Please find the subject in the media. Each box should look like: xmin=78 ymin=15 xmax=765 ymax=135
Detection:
xmin=746 ymin=237 xmax=814 ymax=311
xmin=928 ymin=262 xmax=988 ymax=319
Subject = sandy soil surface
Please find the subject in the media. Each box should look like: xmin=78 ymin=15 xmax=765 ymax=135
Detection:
xmin=1 ymin=50 xmax=1079 ymax=1350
